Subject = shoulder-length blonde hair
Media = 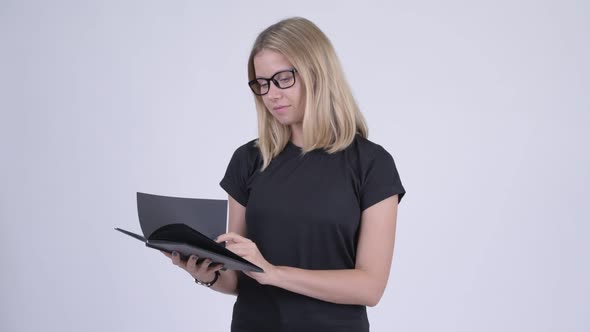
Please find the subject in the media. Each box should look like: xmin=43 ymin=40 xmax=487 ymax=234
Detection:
xmin=248 ymin=17 xmax=368 ymax=170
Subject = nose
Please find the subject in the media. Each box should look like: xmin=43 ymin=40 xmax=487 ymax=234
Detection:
xmin=266 ymin=81 xmax=282 ymax=100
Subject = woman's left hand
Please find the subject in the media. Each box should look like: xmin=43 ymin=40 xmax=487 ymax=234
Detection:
xmin=216 ymin=232 xmax=277 ymax=285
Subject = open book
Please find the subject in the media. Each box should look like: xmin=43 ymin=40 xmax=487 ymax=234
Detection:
xmin=115 ymin=192 xmax=263 ymax=272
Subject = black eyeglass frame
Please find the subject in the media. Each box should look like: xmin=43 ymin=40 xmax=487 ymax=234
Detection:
xmin=248 ymin=68 xmax=298 ymax=96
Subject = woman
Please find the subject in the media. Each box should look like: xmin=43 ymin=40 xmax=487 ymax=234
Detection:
xmin=167 ymin=17 xmax=405 ymax=331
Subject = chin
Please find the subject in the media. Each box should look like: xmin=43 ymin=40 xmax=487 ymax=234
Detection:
xmin=272 ymin=116 xmax=293 ymax=126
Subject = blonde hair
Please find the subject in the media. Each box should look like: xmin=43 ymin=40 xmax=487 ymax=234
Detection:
xmin=248 ymin=17 xmax=368 ymax=170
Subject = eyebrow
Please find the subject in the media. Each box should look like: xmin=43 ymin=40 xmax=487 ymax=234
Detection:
xmin=255 ymin=68 xmax=294 ymax=79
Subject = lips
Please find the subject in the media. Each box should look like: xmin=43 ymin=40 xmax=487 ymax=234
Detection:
xmin=272 ymin=105 xmax=290 ymax=114
xmin=273 ymin=105 xmax=289 ymax=111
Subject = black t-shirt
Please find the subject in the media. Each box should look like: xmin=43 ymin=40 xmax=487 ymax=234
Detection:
xmin=220 ymin=134 xmax=405 ymax=332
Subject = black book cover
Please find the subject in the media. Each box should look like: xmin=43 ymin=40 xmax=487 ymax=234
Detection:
xmin=115 ymin=192 xmax=263 ymax=272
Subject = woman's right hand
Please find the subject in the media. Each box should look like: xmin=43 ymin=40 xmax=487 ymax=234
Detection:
xmin=162 ymin=251 xmax=224 ymax=283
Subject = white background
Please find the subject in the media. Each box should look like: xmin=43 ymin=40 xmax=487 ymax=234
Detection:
xmin=1 ymin=0 xmax=588 ymax=331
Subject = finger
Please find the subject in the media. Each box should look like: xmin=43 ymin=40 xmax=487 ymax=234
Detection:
xmin=225 ymin=243 xmax=249 ymax=255
xmin=208 ymin=263 xmax=224 ymax=273
xmin=216 ymin=232 xmax=251 ymax=244
xmin=226 ymin=243 xmax=255 ymax=251
xmin=171 ymin=251 xmax=183 ymax=266
xmin=227 ymin=247 xmax=252 ymax=258
xmin=186 ymin=255 xmax=199 ymax=273
xmin=226 ymin=244 xmax=257 ymax=257
xmin=197 ymin=258 xmax=213 ymax=273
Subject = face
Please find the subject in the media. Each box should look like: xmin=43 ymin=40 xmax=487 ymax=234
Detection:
xmin=253 ymin=49 xmax=305 ymax=128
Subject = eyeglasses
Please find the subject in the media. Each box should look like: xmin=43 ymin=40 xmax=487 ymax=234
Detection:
xmin=248 ymin=68 xmax=298 ymax=96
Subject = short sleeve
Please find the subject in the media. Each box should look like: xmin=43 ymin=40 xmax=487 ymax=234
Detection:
xmin=360 ymin=146 xmax=406 ymax=211
xmin=219 ymin=141 xmax=259 ymax=207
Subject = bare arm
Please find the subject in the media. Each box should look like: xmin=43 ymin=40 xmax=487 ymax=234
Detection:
xmin=218 ymin=195 xmax=399 ymax=306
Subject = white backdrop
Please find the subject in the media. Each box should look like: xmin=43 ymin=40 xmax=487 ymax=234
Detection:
xmin=1 ymin=0 xmax=588 ymax=331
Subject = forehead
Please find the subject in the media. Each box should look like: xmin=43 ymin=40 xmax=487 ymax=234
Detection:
xmin=253 ymin=49 xmax=294 ymax=77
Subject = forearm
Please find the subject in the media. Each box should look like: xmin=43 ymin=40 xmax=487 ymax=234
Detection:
xmin=267 ymin=266 xmax=385 ymax=307
xmin=209 ymin=269 xmax=239 ymax=295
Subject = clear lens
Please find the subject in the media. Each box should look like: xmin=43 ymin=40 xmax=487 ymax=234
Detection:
xmin=248 ymin=69 xmax=296 ymax=96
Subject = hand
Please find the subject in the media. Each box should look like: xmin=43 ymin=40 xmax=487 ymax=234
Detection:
xmin=162 ymin=251 xmax=224 ymax=284
xmin=216 ymin=232 xmax=276 ymax=285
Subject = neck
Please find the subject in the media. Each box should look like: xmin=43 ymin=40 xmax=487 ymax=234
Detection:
xmin=290 ymin=124 xmax=303 ymax=147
